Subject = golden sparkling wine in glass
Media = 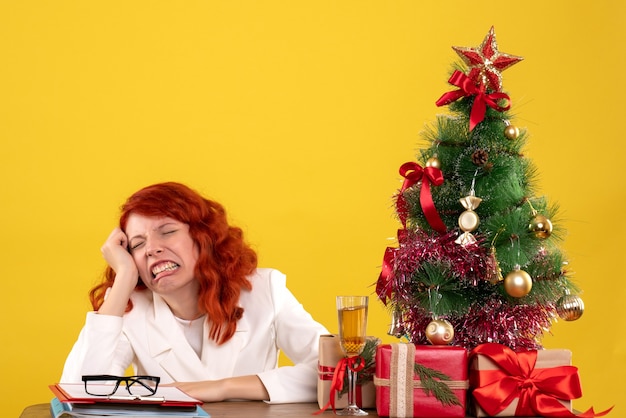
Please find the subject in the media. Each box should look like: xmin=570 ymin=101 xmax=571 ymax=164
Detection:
xmin=338 ymin=304 xmax=368 ymax=357
xmin=336 ymin=296 xmax=369 ymax=416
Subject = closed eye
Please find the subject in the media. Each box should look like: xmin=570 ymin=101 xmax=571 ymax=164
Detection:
xmin=130 ymin=241 xmax=145 ymax=250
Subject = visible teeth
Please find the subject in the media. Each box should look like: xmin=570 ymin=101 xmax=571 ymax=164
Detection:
xmin=152 ymin=261 xmax=179 ymax=276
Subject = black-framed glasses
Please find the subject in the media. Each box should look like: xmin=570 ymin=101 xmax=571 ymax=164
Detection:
xmin=82 ymin=375 xmax=160 ymax=397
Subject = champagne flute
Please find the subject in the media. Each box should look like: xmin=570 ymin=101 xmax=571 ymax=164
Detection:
xmin=336 ymin=295 xmax=369 ymax=416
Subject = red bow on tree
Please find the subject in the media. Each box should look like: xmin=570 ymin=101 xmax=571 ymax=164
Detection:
xmin=377 ymin=163 xmax=446 ymax=304
xmin=396 ymin=161 xmax=446 ymax=234
xmin=375 ymin=246 xmax=396 ymax=304
xmin=376 ymin=229 xmax=409 ymax=304
xmin=436 ymin=70 xmax=511 ymax=131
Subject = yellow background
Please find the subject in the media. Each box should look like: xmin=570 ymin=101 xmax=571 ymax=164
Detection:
xmin=1 ymin=1 xmax=624 ymax=416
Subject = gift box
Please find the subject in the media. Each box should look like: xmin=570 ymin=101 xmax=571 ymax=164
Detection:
xmin=469 ymin=343 xmax=579 ymax=417
xmin=374 ymin=343 xmax=468 ymax=418
xmin=317 ymin=334 xmax=378 ymax=410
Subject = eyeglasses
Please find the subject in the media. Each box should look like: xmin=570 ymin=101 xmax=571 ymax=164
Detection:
xmin=82 ymin=375 xmax=161 ymax=398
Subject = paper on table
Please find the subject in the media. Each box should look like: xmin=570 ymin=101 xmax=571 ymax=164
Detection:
xmin=57 ymin=383 xmax=201 ymax=404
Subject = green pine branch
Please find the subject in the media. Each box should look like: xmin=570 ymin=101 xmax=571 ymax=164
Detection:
xmin=410 ymin=262 xmax=469 ymax=316
xmin=413 ymin=363 xmax=462 ymax=407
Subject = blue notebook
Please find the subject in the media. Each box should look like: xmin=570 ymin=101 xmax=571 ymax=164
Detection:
xmin=50 ymin=397 xmax=210 ymax=417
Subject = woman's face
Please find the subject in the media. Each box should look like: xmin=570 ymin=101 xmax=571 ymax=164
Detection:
xmin=125 ymin=213 xmax=200 ymax=297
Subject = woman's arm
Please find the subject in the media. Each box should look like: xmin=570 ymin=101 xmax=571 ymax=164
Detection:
xmin=168 ymin=375 xmax=269 ymax=402
xmin=98 ymin=227 xmax=139 ymax=316
xmin=60 ymin=312 xmax=133 ymax=381
xmin=255 ymin=270 xmax=329 ymax=403
xmin=60 ymin=228 xmax=139 ymax=382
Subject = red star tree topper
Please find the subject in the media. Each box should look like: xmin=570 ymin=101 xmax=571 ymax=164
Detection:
xmin=452 ymin=26 xmax=523 ymax=92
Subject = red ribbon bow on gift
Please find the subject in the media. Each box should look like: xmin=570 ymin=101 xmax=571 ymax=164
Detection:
xmin=396 ymin=161 xmax=446 ymax=234
xmin=315 ymin=356 xmax=366 ymax=414
xmin=470 ymin=343 xmax=613 ymax=418
xmin=436 ymin=70 xmax=511 ymax=131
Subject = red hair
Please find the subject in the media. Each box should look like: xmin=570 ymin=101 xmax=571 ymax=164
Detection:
xmin=89 ymin=182 xmax=257 ymax=345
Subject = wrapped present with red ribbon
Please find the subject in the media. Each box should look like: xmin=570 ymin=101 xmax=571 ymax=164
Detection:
xmin=316 ymin=334 xmax=378 ymax=411
xmin=469 ymin=343 xmax=613 ymax=417
xmin=374 ymin=343 xmax=468 ymax=418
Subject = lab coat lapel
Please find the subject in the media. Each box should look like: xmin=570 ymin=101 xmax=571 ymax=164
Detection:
xmin=147 ymin=294 xmax=207 ymax=381
xmin=199 ymin=308 xmax=250 ymax=379
xmin=147 ymin=295 xmax=251 ymax=381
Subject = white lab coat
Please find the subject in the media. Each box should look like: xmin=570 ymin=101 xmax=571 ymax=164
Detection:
xmin=61 ymin=268 xmax=328 ymax=403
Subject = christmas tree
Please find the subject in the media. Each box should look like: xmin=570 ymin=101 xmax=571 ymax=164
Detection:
xmin=376 ymin=27 xmax=584 ymax=352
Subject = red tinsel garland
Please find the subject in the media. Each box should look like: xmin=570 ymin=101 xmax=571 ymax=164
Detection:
xmin=386 ymin=229 xmax=556 ymax=351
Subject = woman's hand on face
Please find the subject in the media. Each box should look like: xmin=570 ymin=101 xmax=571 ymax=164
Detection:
xmin=97 ymin=228 xmax=140 ymax=316
xmin=101 ymin=227 xmax=139 ymax=286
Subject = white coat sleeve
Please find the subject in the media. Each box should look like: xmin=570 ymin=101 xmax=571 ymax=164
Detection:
xmin=60 ymin=312 xmax=134 ymax=382
xmin=256 ymin=271 xmax=329 ymax=403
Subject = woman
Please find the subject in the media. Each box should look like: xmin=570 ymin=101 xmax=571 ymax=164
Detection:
xmin=61 ymin=182 xmax=329 ymax=403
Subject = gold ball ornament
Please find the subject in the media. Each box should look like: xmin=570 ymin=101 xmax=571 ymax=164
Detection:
xmin=529 ymin=214 xmax=553 ymax=239
xmin=504 ymin=269 xmax=533 ymax=298
xmin=556 ymin=294 xmax=585 ymax=321
xmin=426 ymin=156 xmax=441 ymax=169
xmin=425 ymin=319 xmax=454 ymax=345
xmin=504 ymin=125 xmax=520 ymax=140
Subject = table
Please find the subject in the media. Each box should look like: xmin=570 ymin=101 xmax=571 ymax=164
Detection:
xmin=20 ymin=401 xmax=371 ymax=417
xmin=21 ymin=402 xmax=552 ymax=417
